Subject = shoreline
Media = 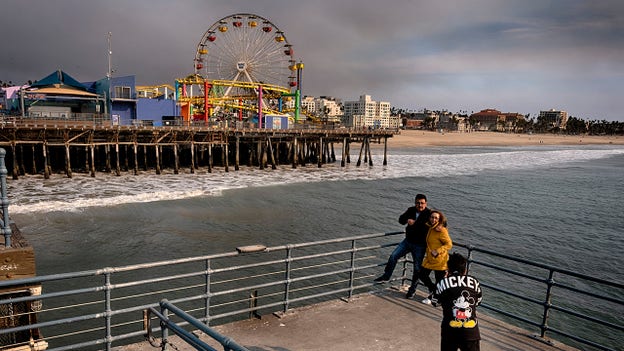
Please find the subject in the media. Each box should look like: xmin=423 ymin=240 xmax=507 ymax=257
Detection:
xmin=381 ymin=130 xmax=624 ymax=148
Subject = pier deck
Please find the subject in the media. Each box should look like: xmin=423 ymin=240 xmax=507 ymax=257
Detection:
xmin=116 ymin=288 xmax=579 ymax=351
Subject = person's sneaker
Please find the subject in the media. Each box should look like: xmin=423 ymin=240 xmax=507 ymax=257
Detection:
xmin=420 ymin=294 xmax=433 ymax=305
xmin=406 ymin=291 xmax=415 ymax=299
xmin=373 ymin=275 xmax=390 ymax=283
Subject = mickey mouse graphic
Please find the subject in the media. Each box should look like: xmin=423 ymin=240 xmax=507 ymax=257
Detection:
xmin=449 ymin=291 xmax=477 ymax=328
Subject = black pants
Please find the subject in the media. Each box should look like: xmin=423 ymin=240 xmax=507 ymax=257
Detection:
xmin=418 ymin=267 xmax=446 ymax=294
xmin=441 ymin=337 xmax=480 ymax=351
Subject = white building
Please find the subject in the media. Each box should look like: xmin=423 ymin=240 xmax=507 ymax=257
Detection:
xmin=342 ymin=95 xmax=398 ymax=129
xmin=300 ymin=96 xmax=317 ymax=115
xmin=316 ymin=96 xmax=342 ymax=123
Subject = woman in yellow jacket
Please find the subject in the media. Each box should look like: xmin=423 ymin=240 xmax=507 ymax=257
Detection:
xmin=418 ymin=210 xmax=452 ymax=304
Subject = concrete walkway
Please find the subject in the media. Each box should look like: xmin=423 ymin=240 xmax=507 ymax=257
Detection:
xmin=117 ymin=287 xmax=579 ymax=351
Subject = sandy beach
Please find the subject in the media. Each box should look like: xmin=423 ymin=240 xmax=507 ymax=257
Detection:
xmin=382 ymin=130 xmax=624 ymax=148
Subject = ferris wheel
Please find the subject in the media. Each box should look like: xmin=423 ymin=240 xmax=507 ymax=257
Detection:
xmin=194 ymin=13 xmax=297 ymax=97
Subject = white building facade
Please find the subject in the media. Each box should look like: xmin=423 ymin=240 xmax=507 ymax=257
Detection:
xmin=342 ymin=95 xmax=398 ymax=129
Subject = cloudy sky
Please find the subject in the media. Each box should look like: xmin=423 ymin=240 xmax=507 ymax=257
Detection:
xmin=2 ymin=0 xmax=623 ymax=120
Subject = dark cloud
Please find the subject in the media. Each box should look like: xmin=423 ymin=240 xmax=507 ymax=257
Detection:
xmin=1 ymin=0 xmax=622 ymax=120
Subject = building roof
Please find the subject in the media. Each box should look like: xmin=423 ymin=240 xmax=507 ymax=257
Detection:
xmin=26 ymin=70 xmax=100 ymax=98
xmin=28 ymin=86 xmax=99 ymax=97
xmin=30 ymin=70 xmax=87 ymax=90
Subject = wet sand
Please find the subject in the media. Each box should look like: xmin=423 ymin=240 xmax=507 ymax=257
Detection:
xmin=383 ymin=130 xmax=624 ymax=148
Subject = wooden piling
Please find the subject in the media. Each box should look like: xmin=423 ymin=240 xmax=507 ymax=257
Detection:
xmin=383 ymin=136 xmax=388 ymax=166
xmin=65 ymin=143 xmax=72 ymax=178
xmin=190 ymin=141 xmax=195 ymax=174
xmin=291 ymin=137 xmax=298 ymax=169
xmin=133 ymin=142 xmax=139 ymax=175
xmin=115 ymin=142 xmax=121 ymax=176
xmin=268 ymin=137 xmax=276 ymax=170
xmin=89 ymin=144 xmax=95 ymax=177
xmin=235 ymin=136 xmax=240 ymax=171
xmin=173 ymin=143 xmax=179 ymax=174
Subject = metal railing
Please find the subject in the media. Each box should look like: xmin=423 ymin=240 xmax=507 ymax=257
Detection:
xmin=147 ymin=299 xmax=249 ymax=351
xmin=0 ymin=232 xmax=621 ymax=351
xmin=462 ymin=245 xmax=623 ymax=351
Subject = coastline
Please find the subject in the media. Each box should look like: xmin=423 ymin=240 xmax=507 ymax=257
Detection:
xmin=382 ymin=130 xmax=624 ymax=148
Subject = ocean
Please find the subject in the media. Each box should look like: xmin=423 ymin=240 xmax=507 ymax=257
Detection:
xmin=5 ymin=143 xmax=624 ymax=348
xmin=8 ymin=144 xmax=624 ymax=279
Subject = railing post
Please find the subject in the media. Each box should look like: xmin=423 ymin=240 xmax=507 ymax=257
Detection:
xmin=204 ymin=259 xmax=211 ymax=326
xmin=0 ymin=148 xmax=11 ymax=247
xmin=105 ymin=272 xmax=112 ymax=351
xmin=465 ymin=245 xmax=475 ymax=272
xmin=348 ymin=239 xmax=356 ymax=299
xmin=283 ymin=245 xmax=293 ymax=313
xmin=400 ymin=256 xmax=409 ymax=287
xmin=161 ymin=302 xmax=169 ymax=351
xmin=540 ymin=270 xmax=555 ymax=339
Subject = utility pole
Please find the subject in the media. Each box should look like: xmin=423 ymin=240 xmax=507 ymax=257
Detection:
xmin=106 ymin=32 xmax=113 ymax=122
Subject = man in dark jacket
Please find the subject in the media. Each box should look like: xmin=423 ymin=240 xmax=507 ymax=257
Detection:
xmin=374 ymin=194 xmax=431 ymax=299
xmin=432 ymin=252 xmax=482 ymax=351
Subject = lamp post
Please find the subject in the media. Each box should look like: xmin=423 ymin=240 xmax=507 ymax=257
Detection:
xmin=106 ymin=32 xmax=113 ymax=123
xmin=19 ymin=86 xmax=25 ymax=118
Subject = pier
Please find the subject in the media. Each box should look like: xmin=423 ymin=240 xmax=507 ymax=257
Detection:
xmin=0 ymin=118 xmax=397 ymax=179
xmin=116 ymin=288 xmax=580 ymax=351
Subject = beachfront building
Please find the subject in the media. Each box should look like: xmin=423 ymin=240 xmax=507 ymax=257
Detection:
xmin=438 ymin=112 xmax=469 ymax=132
xmin=402 ymin=110 xmax=437 ymax=129
xmin=538 ymin=109 xmax=568 ymax=130
xmin=469 ymin=109 xmax=527 ymax=132
xmin=300 ymin=96 xmax=317 ymax=116
xmin=316 ymin=96 xmax=342 ymax=123
xmin=283 ymin=95 xmax=343 ymax=124
xmin=342 ymin=95 xmax=398 ymax=129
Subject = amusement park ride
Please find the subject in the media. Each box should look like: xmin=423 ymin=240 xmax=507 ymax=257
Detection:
xmin=176 ymin=13 xmax=305 ymax=127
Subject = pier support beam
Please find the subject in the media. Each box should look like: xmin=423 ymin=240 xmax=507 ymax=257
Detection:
xmin=367 ymin=138 xmax=373 ymax=166
xmin=341 ymin=138 xmax=346 ymax=167
xmin=224 ymin=143 xmax=229 ymax=172
xmin=173 ymin=143 xmax=179 ymax=174
xmin=383 ymin=136 xmax=388 ymax=166
xmin=190 ymin=141 xmax=195 ymax=174
xmin=155 ymin=145 xmax=161 ymax=175
xmin=291 ymin=137 xmax=298 ymax=169
xmin=235 ymin=137 xmax=240 ymax=171
xmin=356 ymin=140 xmax=364 ymax=167
xmin=317 ymin=138 xmax=323 ymax=168
xmin=105 ymin=145 xmax=111 ymax=173
xmin=89 ymin=144 xmax=95 ymax=177
xmin=268 ymin=137 xmax=276 ymax=170
xmin=65 ymin=143 xmax=72 ymax=178
xmin=115 ymin=143 xmax=121 ymax=176
xmin=133 ymin=143 xmax=139 ymax=175
xmin=11 ymin=144 xmax=18 ymax=180
xmin=43 ymin=142 xmax=50 ymax=179
xmin=207 ymin=144 xmax=213 ymax=173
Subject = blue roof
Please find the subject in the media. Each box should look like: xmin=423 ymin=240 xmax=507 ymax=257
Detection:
xmin=30 ymin=70 xmax=87 ymax=90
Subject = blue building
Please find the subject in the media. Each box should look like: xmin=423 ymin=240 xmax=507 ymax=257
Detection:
xmin=1 ymin=70 xmax=178 ymax=126
xmin=86 ymin=75 xmax=178 ymax=126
